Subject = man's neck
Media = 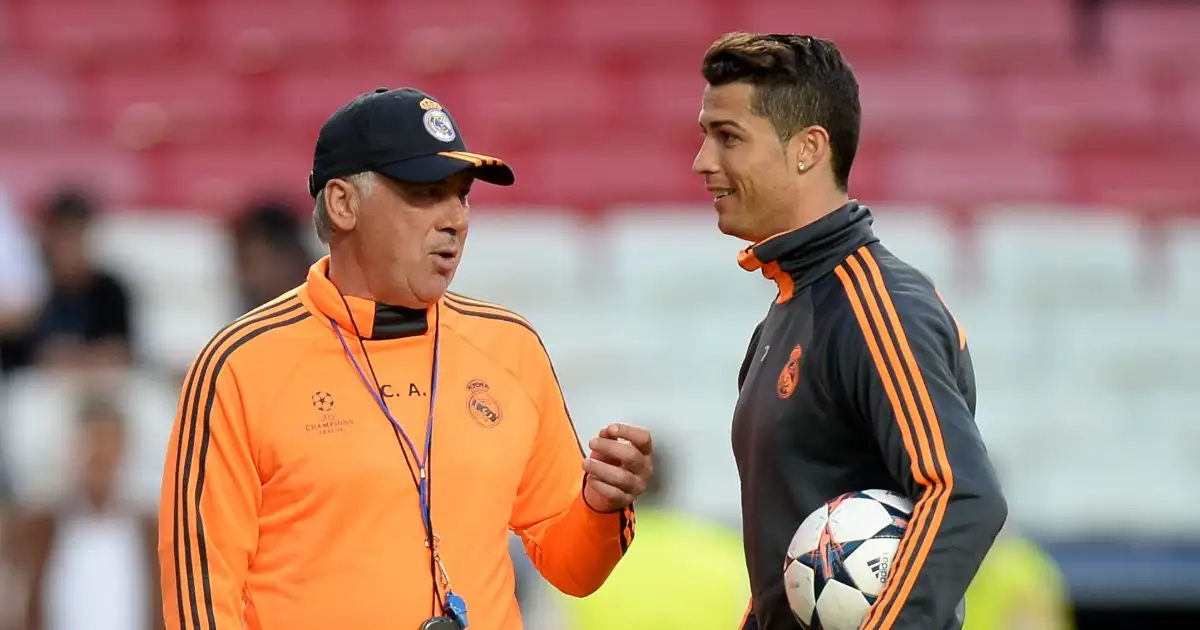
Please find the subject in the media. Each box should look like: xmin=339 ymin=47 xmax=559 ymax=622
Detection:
xmin=325 ymin=249 xmax=373 ymax=301
xmin=326 ymin=247 xmax=426 ymax=309
xmin=778 ymin=189 xmax=851 ymax=235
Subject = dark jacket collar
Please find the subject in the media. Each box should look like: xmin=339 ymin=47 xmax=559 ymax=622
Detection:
xmin=300 ymin=256 xmax=433 ymax=340
xmin=737 ymin=201 xmax=879 ymax=302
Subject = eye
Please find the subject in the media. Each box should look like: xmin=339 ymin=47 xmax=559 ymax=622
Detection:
xmin=458 ymin=188 xmax=471 ymax=202
xmin=718 ymin=131 xmax=740 ymax=146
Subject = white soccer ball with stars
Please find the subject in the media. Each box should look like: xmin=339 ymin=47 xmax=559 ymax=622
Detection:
xmin=783 ymin=489 xmax=913 ymax=630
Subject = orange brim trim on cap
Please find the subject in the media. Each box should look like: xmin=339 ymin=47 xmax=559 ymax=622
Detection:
xmin=439 ymin=151 xmax=506 ymax=167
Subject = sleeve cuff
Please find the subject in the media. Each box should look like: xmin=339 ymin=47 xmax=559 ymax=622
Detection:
xmin=574 ymin=477 xmax=635 ymax=554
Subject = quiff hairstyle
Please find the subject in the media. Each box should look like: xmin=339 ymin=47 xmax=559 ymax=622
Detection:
xmin=701 ymin=32 xmax=861 ymax=192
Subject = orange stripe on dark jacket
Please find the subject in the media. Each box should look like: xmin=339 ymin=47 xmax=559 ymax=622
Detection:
xmin=834 ymin=249 xmax=954 ymax=630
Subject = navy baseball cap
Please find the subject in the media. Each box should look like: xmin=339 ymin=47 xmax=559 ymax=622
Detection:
xmin=308 ymin=87 xmax=514 ymax=197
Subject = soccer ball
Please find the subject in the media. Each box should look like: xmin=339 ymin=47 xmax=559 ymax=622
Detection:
xmin=783 ymin=489 xmax=913 ymax=630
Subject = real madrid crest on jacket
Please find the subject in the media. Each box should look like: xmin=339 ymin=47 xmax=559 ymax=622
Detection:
xmin=732 ymin=202 xmax=1006 ymax=630
xmin=466 ymin=379 xmax=503 ymax=427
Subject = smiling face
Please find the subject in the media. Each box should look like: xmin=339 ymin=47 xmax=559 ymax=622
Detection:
xmin=325 ymin=171 xmax=473 ymax=307
xmin=694 ymin=32 xmax=863 ymax=243
xmin=694 ymin=82 xmax=802 ymax=243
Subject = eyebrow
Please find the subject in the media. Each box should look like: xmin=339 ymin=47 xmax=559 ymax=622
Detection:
xmin=700 ymin=119 xmax=746 ymax=132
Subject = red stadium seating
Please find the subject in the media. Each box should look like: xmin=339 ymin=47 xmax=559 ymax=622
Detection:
xmin=990 ymin=70 xmax=1163 ymax=149
xmin=1102 ymin=3 xmax=1200 ymax=77
xmin=0 ymin=0 xmax=1195 ymax=215
xmin=736 ymin=0 xmax=911 ymax=62
xmin=885 ymin=146 xmax=1068 ymax=204
xmin=21 ymin=0 xmax=184 ymax=64
xmin=90 ymin=70 xmax=253 ymax=142
xmin=386 ymin=0 xmax=539 ymax=73
xmin=855 ymin=68 xmax=986 ymax=144
xmin=558 ymin=0 xmax=720 ymax=69
xmin=0 ymin=62 xmax=78 ymax=131
xmin=912 ymin=0 xmax=1076 ymax=71
xmin=157 ymin=141 xmax=314 ymax=213
xmin=0 ymin=142 xmax=146 ymax=207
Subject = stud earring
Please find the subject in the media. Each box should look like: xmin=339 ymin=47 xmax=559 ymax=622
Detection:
xmin=798 ymin=162 xmax=806 ymax=172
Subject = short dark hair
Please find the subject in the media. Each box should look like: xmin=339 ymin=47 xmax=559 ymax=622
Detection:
xmin=41 ymin=187 xmax=97 ymax=228
xmin=702 ymin=32 xmax=861 ymax=191
xmin=231 ymin=200 xmax=312 ymax=259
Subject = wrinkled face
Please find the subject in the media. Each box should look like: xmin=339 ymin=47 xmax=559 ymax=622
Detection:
xmin=694 ymin=82 xmax=800 ymax=243
xmin=336 ymin=172 xmax=473 ymax=307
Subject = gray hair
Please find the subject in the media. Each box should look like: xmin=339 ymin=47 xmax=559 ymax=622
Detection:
xmin=313 ymin=171 xmax=375 ymax=244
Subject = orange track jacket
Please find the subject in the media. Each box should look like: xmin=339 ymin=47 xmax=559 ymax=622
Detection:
xmin=159 ymin=257 xmax=634 ymax=630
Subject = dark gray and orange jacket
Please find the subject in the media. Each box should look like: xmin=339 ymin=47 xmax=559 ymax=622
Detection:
xmin=733 ymin=202 xmax=1008 ymax=630
xmin=158 ymin=256 xmax=634 ymax=630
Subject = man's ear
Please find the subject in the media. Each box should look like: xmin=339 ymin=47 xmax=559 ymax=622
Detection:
xmin=324 ymin=179 xmax=360 ymax=233
xmin=787 ymin=125 xmax=830 ymax=175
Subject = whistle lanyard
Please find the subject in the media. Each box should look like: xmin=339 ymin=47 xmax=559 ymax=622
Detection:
xmin=333 ymin=315 xmax=439 ymax=536
xmin=331 ymin=306 xmax=469 ymax=627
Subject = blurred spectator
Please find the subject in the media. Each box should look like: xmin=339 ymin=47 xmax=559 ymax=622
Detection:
xmin=228 ymin=199 xmax=315 ymax=314
xmin=0 ymin=185 xmax=48 ymax=353
xmin=0 ymin=188 xmax=133 ymax=374
xmin=964 ymin=525 xmax=1076 ymax=630
xmin=9 ymin=392 xmax=160 ymax=630
xmin=553 ymin=443 xmax=751 ymax=630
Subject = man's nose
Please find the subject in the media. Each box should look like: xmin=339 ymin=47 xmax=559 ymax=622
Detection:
xmin=439 ymin=200 xmax=468 ymax=235
xmin=693 ymin=138 xmax=717 ymax=174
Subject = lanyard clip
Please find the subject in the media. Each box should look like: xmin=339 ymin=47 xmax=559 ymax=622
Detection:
xmin=426 ymin=535 xmax=452 ymax=592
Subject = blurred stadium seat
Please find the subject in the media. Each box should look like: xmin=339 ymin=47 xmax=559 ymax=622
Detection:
xmin=0 ymin=143 xmax=146 ymax=209
xmin=0 ymin=62 xmax=77 ymax=131
xmin=973 ymin=206 xmax=1144 ymax=308
xmin=0 ymin=369 xmax=176 ymax=510
xmin=912 ymin=0 xmax=1076 ymax=70
xmin=1163 ymin=217 xmax=1200 ymax=311
xmin=737 ymin=0 xmax=908 ymax=61
xmin=450 ymin=208 xmax=592 ymax=310
xmin=21 ymin=0 xmax=183 ymax=64
xmin=199 ymin=0 xmax=357 ymax=57
xmin=1102 ymin=2 xmax=1200 ymax=77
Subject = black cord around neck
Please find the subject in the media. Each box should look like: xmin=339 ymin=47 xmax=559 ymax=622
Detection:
xmin=337 ymin=292 xmax=442 ymax=615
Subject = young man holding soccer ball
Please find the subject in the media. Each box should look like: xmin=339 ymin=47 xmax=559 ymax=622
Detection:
xmin=694 ymin=32 xmax=1008 ymax=630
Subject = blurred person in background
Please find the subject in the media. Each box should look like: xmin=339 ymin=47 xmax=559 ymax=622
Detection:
xmin=0 ymin=185 xmax=48 ymax=366
xmin=9 ymin=393 xmax=160 ymax=630
xmin=0 ymin=187 xmax=133 ymax=374
xmin=554 ymin=442 xmax=750 ymax=630
xmin=228 ymin=199 xmax=316 ymax=315
xmin=0 ymin=478 xmax=24 ymax=630
xmin=695 ymin=32 xmax=1006 ymax=630
xmin=963 ymin=525 xmax=1075 ymax=630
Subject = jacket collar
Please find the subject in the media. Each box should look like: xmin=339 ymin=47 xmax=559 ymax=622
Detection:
xmin=737 ymin=201 xmax=879 ymax=302
xmin=299 ymin=256 xmax=435 ymax=340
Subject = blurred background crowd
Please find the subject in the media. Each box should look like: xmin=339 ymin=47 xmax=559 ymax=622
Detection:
xmin=1 ymin=0 xmax=1198 ymax=629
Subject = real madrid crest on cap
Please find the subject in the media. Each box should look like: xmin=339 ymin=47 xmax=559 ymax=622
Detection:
xmin=423 ymin=109 xmax=456 ymax=143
